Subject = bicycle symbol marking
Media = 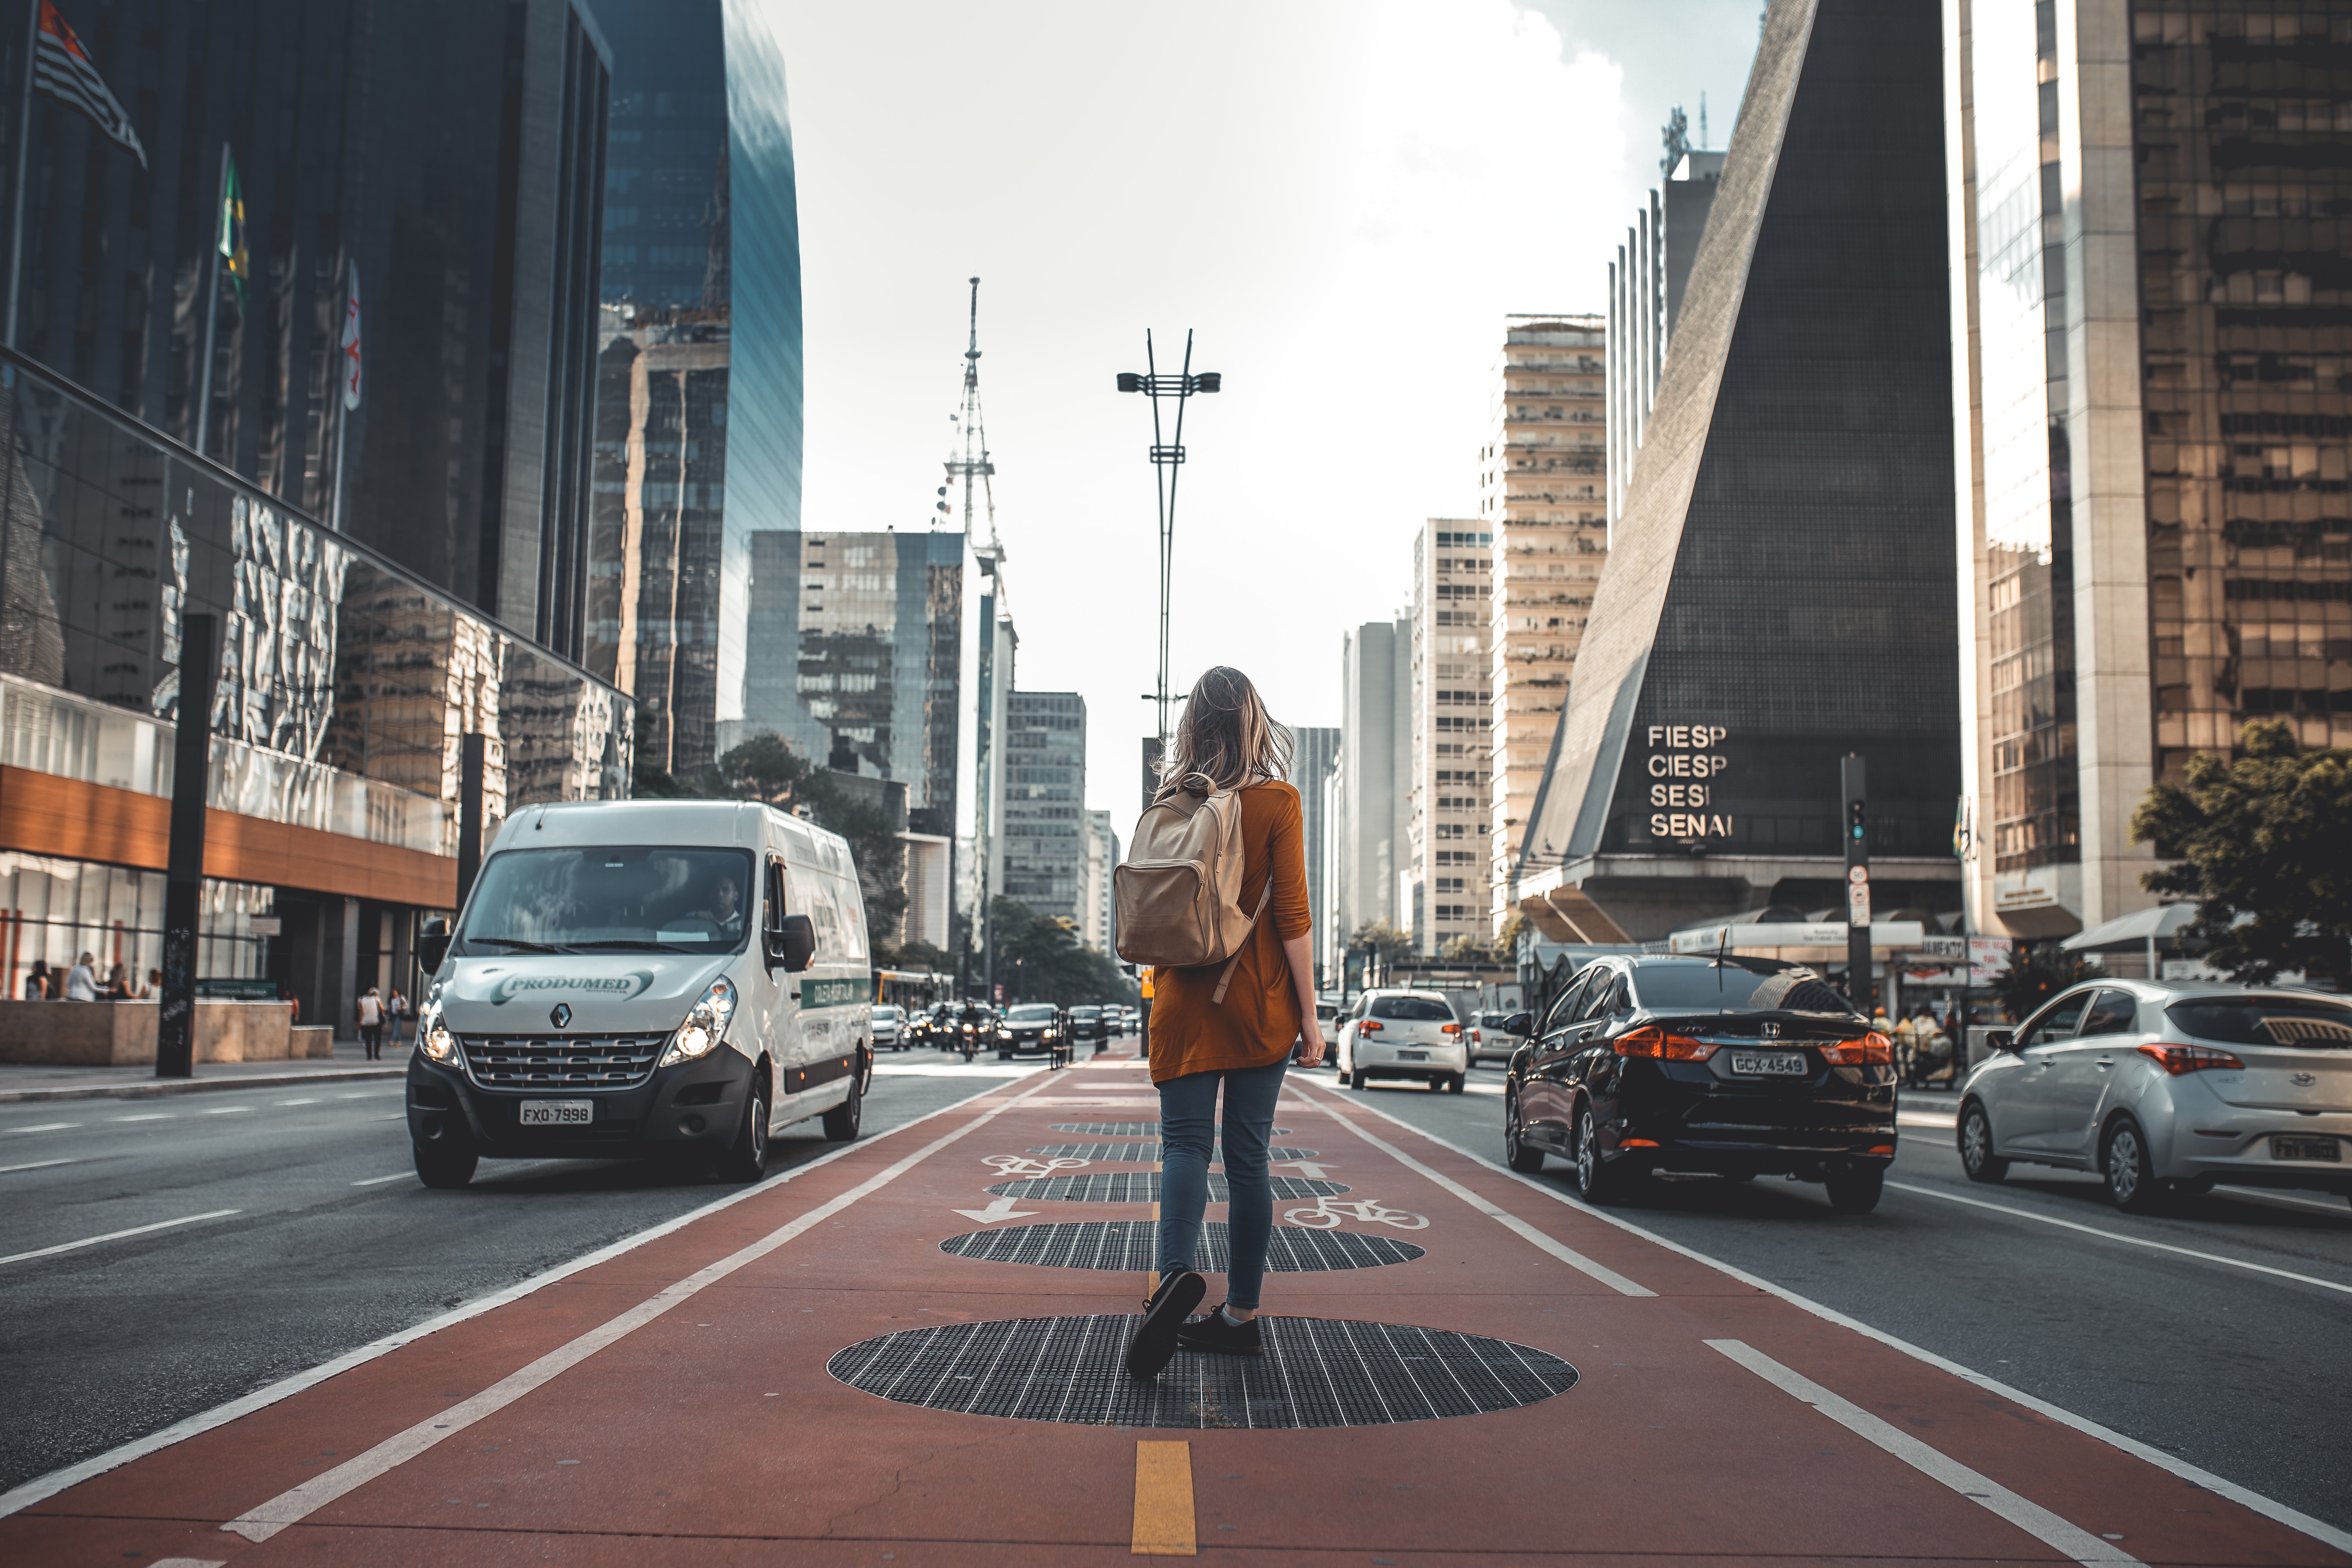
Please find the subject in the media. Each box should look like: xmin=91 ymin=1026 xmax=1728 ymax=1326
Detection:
xmin=983 ymin=1153 xmax=1088 ymax=1180
xmin=1282 ymin=1195 xmax=1428 ymax=1231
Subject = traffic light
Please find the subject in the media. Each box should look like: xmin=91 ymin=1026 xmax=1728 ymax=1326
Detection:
xmin=1849 ymin=798 xmax=1866 ymax=844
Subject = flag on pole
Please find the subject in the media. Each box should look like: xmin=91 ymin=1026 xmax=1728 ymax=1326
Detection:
xmin=32 ymin=1 xmax=146 ymax=168
xmin=338 ymin=266 xmax=361 ymax=410
xmin=217 ymin=147 xmax=248 ymax=309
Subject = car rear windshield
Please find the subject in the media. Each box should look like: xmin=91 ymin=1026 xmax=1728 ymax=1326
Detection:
xmin=1370 ymin=997 xmax=1455 ymax=1021
xmin=1006 ymin=1005 xmax=1057 ymax=1023
xmin=873 ymin=1006 xmax=901 ymax=1019
xmin=1070 ymin=1007 xmax=1100 ymax=1016
xmin=1630 ymin=961 xmax=1857 ymax=1017
xmin=2168 ymin=996 xmax=2352 ymax=1048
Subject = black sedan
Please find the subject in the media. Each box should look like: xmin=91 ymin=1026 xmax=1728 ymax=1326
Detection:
xmin=996 ymin=1003 xmax=1065 ymax=1059
xmin=1501 ymin=954 xmax=1897 ymax=1213
xmin=1067 ymin=1005 xmax=1106 ymax=1044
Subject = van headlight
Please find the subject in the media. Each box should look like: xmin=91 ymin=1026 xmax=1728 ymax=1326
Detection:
xmin=662 ymin=977 xmax=738 ymax=1067
xmin=420 ymin=1004 xmax=459 ymax=1064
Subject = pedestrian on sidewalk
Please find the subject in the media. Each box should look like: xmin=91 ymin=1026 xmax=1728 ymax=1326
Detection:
xmin=23 ymin=959 xmax=49 ymax=1000
xmin=1124 ymin=667 xmax=1323 ymax=1380
xmin=65 ymin=952 xmax=99 ymax=1001
xmin=356 ymin=987 xmax=385 ymax=1060
xmin=386 ymin=988 xmax=408 ymax=1053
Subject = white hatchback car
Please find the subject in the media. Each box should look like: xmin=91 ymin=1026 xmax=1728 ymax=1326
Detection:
xmin=1956 ymin=980 xmax=2352 ymax=1211
xmin=1335 ymin=989 xmax=1470 ymax=1093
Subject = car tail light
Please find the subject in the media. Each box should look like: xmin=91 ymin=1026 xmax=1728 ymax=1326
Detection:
xmin=1621 ymin=1137 xmax=1660 ymax=1148
xmin=2137 ymin=1042 xmax=2244 ymax=1075
xmin=1441 ymin=1023 xmax=1461 ymax=1034
xmin=1615 ymin=1026 xmax=1718 ymax=1062
xmin=1360 ymin=1020 xmax=1383 ymax=1032
xmin=1819 ymin=1032 xmax=1893 ymax=1066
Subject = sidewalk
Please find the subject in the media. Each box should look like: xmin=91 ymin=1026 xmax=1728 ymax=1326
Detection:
xmin=3 ymin=1053 xmax=2344 ymax=1565
xmin=0 ymin=1039 xmax=406 ymax=1103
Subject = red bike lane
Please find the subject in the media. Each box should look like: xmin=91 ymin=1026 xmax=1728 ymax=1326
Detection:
xmin=3 ymin=1055 xmax=2344 ymax=1566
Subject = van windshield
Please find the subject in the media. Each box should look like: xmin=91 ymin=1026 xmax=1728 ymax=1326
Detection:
xmin=459 ymin=847 xmax=756 ymax=957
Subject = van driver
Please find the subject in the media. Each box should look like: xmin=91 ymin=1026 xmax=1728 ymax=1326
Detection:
xmin=687 ymin=872 xmax=744 ymax=936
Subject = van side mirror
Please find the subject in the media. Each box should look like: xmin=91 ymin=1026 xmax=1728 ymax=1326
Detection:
xmin=769 ymin=914 xmax=818 ymax=973
xmin=417 ymin=917 xmax=452 ymax=975
xmin=1502 ymin=1011 xmax=1533 ymax=1038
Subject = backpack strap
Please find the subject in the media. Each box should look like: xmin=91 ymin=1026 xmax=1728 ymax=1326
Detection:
xmin=1210 ymin=877 xmax=1276 ymax=1004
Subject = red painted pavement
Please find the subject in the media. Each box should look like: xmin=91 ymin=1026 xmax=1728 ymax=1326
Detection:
xmin=5 ymin=1054 xmax=2344 ymax=1567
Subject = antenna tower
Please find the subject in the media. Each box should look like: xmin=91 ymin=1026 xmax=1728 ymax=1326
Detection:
xmin=943 ymin=277 xmax=998 ymax=557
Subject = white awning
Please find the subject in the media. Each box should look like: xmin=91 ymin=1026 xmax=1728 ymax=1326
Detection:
xmin=2060 ymin=903 xmax=2199 ymax=950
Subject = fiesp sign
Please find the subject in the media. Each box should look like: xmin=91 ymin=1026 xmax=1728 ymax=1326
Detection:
xmin=1646 ymin=724 xmax=1733 ymax=840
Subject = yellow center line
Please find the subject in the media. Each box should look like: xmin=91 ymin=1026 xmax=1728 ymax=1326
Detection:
xmin=1131 ymin=1439 xmax=1196 ymax=1556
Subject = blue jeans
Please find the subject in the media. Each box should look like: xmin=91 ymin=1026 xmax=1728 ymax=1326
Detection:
xmin=1157 ymin=1058 xmax=1287 ymax=1311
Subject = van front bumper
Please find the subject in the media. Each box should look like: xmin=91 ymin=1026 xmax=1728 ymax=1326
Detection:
xmin=406 ymin=1045 xmax=756 ymax=1162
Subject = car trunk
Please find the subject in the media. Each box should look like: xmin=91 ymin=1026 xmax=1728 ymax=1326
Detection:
xmin=2199 ymin=1047 xmax=2352 ymax=1113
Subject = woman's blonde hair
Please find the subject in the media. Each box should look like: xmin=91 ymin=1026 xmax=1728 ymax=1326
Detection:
xmin=1154 ymin=666 xmax=1293 ymax=800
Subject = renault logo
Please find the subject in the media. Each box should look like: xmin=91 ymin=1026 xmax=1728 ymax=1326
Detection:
xmin=550 ymin=1003 xmax=573 ymax=1029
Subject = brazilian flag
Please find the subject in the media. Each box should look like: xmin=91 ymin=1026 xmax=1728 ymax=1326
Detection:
xmin=218 ymin=148 xmax=249 ymax=309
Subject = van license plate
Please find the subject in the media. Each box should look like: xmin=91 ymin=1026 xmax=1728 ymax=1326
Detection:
xmin=1730 ymin=1053 xmax=1807 ymax=1076
xmin=519 ymin=1100 xmax=593 ymax=1127
xmin=2272 ymin=1135 xmax=2340 ymax=1162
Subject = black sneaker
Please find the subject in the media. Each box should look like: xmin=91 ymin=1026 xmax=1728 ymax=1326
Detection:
xmin=1124 ymin=1270 xmax=1206 ymax=1381
xmin=1177 ymin=1305 xmax=1265 ymax=1357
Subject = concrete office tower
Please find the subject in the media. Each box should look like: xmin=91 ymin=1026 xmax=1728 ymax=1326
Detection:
xmin=0 ymin=0 xmax=612 ymax=659
xmin=1081 ymin=810 xmax=1119 ymax=955
xmin=1482 ymin=316 xmax=1608 ymax=936
xmin=1608 ymin=153 xmax=1727 ymax=530
xmin=1334 ymin=619 xmax=1413 ymax=954
xmin=587 ymin=0 xmax=805 ymax=771
xmin=1003 ymin=692 xmax=1087 ymax=926
xmin=1409 ymin=522 xmax=1495 ymax=953
xmin=1514 ymin=0 xmax=1960 ymax=942
xmin=1287 ymin=725 xmax=1340 ymax=971
xmin=1945 ymin=3 xmax=2352 ymax=944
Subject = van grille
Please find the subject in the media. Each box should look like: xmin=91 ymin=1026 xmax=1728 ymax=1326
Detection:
xmin=460 ymin=1033 xmax=670 ymax=1090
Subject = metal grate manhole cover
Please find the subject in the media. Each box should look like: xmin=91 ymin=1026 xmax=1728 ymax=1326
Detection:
xmin=828 ymin=1315 xmax=1575 ymax=1428
xmin=941 ymin=1221 xmax=1423 ymax=1272
xmin=986 ymin=1174 xmax=1348 ymax=1203
xmin=1026 ymin=1143 xmax=1320 ymax=1162
xmin=1050 ymin=1123 xmax=1294 ymax=1137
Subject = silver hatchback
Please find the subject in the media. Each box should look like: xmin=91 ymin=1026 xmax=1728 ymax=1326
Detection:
xmin=1955 ymin=980 xmax=2352 ymax=1211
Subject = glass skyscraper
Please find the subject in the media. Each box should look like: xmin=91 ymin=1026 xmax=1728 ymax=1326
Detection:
xmin=587 ymin=0 xmax=804 ymax=777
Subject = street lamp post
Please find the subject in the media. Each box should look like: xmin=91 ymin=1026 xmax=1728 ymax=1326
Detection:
xmin=1115 ymin=332 xmax=1220 ymax=760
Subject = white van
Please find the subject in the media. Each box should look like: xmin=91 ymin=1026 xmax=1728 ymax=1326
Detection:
xmin=404 ymin=799 xmax=873 ymax=1189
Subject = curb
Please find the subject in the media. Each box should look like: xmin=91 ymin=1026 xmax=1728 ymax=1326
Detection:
xmin=0 ymin=1067 xmax=406 ymax=1104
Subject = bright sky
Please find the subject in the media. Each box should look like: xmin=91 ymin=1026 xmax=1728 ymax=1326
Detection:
xmin=767 ymin=0 xmax=1763 ymax=845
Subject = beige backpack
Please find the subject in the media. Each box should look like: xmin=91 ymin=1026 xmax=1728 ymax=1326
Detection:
xmin=1115 ymin=782 xmax=1271 ymax=1002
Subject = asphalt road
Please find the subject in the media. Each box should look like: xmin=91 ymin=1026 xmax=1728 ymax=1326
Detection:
xmin=0 ymin=1041 xmax=1069 ymax=1495
xmin=1312 ymin=1060 xmax=2352 ymax=1535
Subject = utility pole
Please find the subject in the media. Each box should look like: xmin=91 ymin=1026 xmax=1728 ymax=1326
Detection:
xmin=944 ymin=279 xmax=1001 ymax=1001
xmin=1115 ymin=333 xmax=1220 ymax=757
xmin=159 ymin=614 xmax=219 ymax=1079
xmin=1842 ymin=754 xmax=1871 ymax=1013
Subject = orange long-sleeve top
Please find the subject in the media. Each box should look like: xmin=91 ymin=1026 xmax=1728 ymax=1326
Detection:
xmin=1145 ymin=779 xmax=1313 ymax=1084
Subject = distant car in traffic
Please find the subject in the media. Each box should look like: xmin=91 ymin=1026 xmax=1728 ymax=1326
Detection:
xmin=997 ymin=1003 xmax=1063 ymax=1059
xmin=1472 ymin=1010 xmax=1516 ymax=1065
xmin=872 ymin=1004 xmax=905 ymax=1051
xmin=1335 ymin=989 xmax=1470 ymax=1092
xmin=1957 ymin=981 xmax=2352 ymax=1212
xmin=1067 ymin=1005 xmax=1106 ymax=1044
xmin=1502 ymin=955 xmax=1895 ymax=1213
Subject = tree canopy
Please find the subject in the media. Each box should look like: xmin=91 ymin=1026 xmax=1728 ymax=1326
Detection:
xmin=2130 ymin=720 xmax=2352 ymax=984
xmin=1988 ymin=943 xmax=2104 ymax=1023
xmin=988 ymin=896 xmax=1136 ymax=1007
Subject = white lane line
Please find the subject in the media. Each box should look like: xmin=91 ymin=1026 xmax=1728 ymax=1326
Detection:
xmin=351 ymin=1173 xmax=410 ymax=1187
xmin=0 ymin=1072 xmax=1048 ymax=1522
xmin=1708 ymin=1339 xmax=2140 ymax=1566
xmin=110 ymin=1113 xmax=172 ymax=1123
xmin=1885 ymin=1181 xmax=2352 ymax=1298
xmin=197 ymin=1107 xmax=251 ymax=1115
xmin=0 ymin=1210 xmax=241 ymax=1267
xmin=275 ymin=1098 xmax=320 ymax=1107
xmin=217 ymin=1072 xmax=1060 ymax=1543
xmin=1291 ymin=1084 xmax=1653 ymax=1297
xmin=1324 ymin=1090 xmax=2352 ymax=1558
xmin=4 ymin=1123 xmax=76 ymax=1134
xmin=0 ymin=1159 xmax=75 ymax=1175
xmin=1897 ymin=1110 xmax=1956 ymax=1129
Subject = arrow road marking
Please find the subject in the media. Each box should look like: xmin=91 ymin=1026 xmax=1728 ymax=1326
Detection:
xmin=951 ymin=1196 xmax=1039 ymax=1224
xmin=1278 ymin=1159 xmax=1333 ymax=1179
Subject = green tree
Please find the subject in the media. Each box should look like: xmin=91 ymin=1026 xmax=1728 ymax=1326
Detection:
xmin=987 ymin=896 xmax=1136 ymax=1006
xmin=2130 ymin=719 xmax=2352 ymax=983
xmin=1989 ymin=942 xmax=2104 ymax=1024
xmin=1348 ymin=920 xmax=1413 ymax=961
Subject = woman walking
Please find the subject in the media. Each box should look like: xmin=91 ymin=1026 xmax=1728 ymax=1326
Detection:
xmin=1125 ymin=667 xmax=1324 ymax=1380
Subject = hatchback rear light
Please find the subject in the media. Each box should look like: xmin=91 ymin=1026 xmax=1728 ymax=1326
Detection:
xmin=2137 ymin=1042 xmax=2243 ymax=1075
xmin=1819 ymin=1032 xmax=1893 ymax=1066
xmin=1615 ymin=1026 xmax=1718 ymax=1062
xmin=1360 ymin=1021 xmax=1383 ymax=1033
xmin=1441 ymin=1023 xmax=1461 ymax=1034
